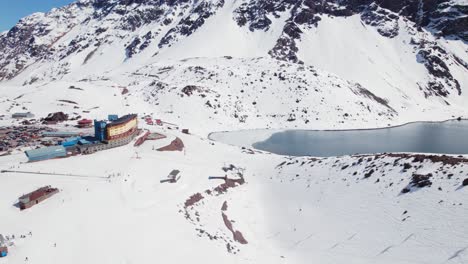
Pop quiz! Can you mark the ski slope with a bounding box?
[1,129,467,264]
[0,0,467,263]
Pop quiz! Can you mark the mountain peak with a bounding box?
[0,0,466,101]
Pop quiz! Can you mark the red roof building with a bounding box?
[18,186,59,210]
[78,119,93,128]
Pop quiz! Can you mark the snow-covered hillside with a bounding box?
[0,1,468,264]
[134,57,398,130]
[1,130,468,264]
[0,55,465,135]
[0,0,466,132]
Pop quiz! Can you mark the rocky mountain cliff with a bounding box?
[1,3,468,263]
[0,0,467,129]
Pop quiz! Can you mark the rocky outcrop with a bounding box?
[344,0,467,41]
[126,31,153,58]
[0,0,465,100]
[158,0,225,48]
[42,112,69,123]
[235,0,466,97]
[414,39,462,97]
[402,173,433,193]
[462,178,468,187]
[268,22,303,63]
[0,4,84,80]
[360,3,400,38]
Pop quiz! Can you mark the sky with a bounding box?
[0,0,75,32]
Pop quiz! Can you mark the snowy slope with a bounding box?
[132,57,397,130]
[0,0,466,93]
[266,154,468,264]
[0,1,467,263]
[1,131,468,264]
[0,0,466,133]
[1,55,466,136]
[298,15,429,101]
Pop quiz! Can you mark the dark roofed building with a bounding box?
[18,186,59,210]
[12,112,34,119]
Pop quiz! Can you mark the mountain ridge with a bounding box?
[0,0,466,132]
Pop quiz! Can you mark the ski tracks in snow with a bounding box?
[446,247,468,263]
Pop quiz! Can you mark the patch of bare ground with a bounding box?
[241,146,266,155]
[277,153,468,195]
[158,137,184,151]
[184,193,204,208]
[213,178,245,195]
[276,157,320,169]
[222,202,248,245]
[68,85,83,90]
[221,201,228,211]
[182,165,246,253]
[57,99,78,105]
[373,153,468,166]
[352,84,396,114]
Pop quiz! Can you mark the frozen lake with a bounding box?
[211,120,468,157]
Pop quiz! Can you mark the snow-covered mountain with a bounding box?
[0,0,467,131]
[1,1,468,264]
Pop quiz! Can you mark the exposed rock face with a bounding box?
[345,0,467,41]
[234,0,294,32]
[158,0,225,48]
[139,57,399,127]
[234,0,467,44]
[360,3,400,38]
[268,22,303,63]
[0,0,466,99]
[234,0,466,98]
[0,0,225,81]
[417,47,461,97]
[0,4,85,80]
[402,173,433,193]
[42,112,69,123]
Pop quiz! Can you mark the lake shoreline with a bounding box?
[209,117,467,138]
[209,118,468,157]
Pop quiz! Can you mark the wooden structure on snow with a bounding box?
[18,186,59,210]
[160,170,181,183]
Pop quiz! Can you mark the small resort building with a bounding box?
[25,146,67,162]
[18,186,59,210]
[12,112,34,119]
